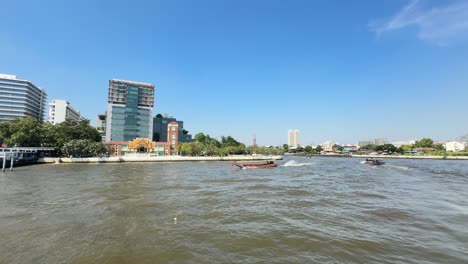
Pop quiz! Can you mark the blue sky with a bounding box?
[1,0,467,146]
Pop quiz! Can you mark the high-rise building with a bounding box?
[153,115,192,143]
[48,99,81,125]
[96,113,107,142]
[105,79,154,141]
[288,129,300,147]
[358,140,373,147]
[0,74,47,122]
[167,121,179,155]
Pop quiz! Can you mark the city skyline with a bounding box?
[1,0,468,145]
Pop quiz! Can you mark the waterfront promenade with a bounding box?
[37,155,283,164]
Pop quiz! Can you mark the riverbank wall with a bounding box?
[37,155,283,164]
[350,155,468,160]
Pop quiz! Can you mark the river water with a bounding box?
[0,157,467,263]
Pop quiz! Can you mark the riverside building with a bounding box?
[104,121,180,156]
[0,74,47,122]
[105,79,154,141]
[288,129,300,147]
[48,99,81,125]
[96,113,107,142]
[153,115,193,143]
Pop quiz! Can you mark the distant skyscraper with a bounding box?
[0,74,47,122]
[358,140,373,147]
[288,129,300,147]
[374,138,388,146]
[105,79,154,141]
[48,99,81,125]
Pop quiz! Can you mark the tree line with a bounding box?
[178,133,284,156]
[0,117,109,157]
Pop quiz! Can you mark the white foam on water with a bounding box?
[281,160,315,167]
[384,164,411,171]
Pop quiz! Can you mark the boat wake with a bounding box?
[281,160,315,167]
[383,164,412,171]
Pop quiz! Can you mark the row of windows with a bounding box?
[0,105,27,110]
[0,94,45,108]
[0,83,44,98]
[0,110,27,115]
[0,101,26,107]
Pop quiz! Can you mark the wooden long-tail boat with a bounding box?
[230,161,278,169]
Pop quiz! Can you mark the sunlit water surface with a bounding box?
[0,157,467,263]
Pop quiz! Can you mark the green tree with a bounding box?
[333,144,344,152]
[315,145,323,153]
[376,144,398,153]
[397,145,414,154]
[304,146,313,154]
[0,121,14,145]
[42,119,101,156]
[414,138,434,148]
[194,133,207,144]
[283,144,289,152]
[434,143,444,151]
[360,144,377,151]
[156,113,163,118]
[62,139,109,158]
[3,117,43,147]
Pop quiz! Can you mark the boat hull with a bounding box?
[241,164,278,169]
[231,161,278,169]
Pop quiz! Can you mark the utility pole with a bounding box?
[253,134,257,155]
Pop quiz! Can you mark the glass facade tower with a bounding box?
[0,74,47,122]
[153,116,192,143]
[105,79,154,141]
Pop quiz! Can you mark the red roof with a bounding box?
[103,141,129,145]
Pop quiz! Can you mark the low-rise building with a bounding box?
[320,141,335,153]
[48,99,81,125]
[443,141,466,152]
[104,121,180,156]
[342,144,358,154]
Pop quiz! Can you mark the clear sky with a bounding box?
[1,0,467,146]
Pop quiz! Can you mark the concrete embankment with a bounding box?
[37,155,283,164]
[350,155,468,160]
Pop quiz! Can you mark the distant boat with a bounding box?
[364,158,385,166]
[230,161,278,169]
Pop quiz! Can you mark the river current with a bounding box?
[0,157,467,263]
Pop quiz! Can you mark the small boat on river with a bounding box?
[230,161,278,169]
[364,158,385,166]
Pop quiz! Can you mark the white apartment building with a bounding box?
[48,99,82,125]
[288,129,300,147]
[392,140,416,147]
[0,73,47,122]
[320,141,336,152]
[443,141,466,152]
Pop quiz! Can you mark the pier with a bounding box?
[0,148,56,171]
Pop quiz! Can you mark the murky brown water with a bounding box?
[0,157,467,263]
